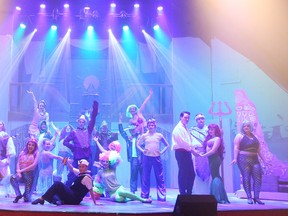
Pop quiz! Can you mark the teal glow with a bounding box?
[20,23,26,29]
[51,25,57,31]
[154,26,170,47]
[121,28,137,63]
[45,27,58,55]
[14,25,26,43]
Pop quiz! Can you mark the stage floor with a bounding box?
[0,188,288,215]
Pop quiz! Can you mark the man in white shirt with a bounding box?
[172,111,199,195]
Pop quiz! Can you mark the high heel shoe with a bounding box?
[254,198,265,205]
[31,198,45,205]
[247,198,253,204]
[13,195,23,203]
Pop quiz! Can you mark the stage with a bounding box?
[0,188,288,216]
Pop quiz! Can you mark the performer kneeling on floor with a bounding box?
[32,158,96,205]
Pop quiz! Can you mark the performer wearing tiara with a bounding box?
[32,159,96,205]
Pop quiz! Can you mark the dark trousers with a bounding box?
[130,157,142,193]
[141,155,166,200]
[175,150,195,195]
[42,181,80,205]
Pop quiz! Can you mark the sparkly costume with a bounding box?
[208,153,230,203]
[237,135,262,200]
[10,151,38,202]
[118,123,142,193]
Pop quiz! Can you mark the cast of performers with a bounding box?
[93,150,152,203]
[126,89,153,134]
[190,113,210,194]
[232,120,266,205]
[27,90,49,138]
[118,113,143,194]
[201,124,230,204]
[0,121,16,197]
[63,100,98,186]
[32,159,96,205]
[136,118,169,201]
[172,111,199,195]
[10,138,39,203]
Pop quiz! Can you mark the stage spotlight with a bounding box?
[40,4,46,9]
[20,23,26,29]
[123,25,129,31]
[157,6,163,12]
[68,28,71,33]
[108,28,112,33]
[64,4,69,9]
[153,24,159,30]
[84,6,90,10]
[110,3,116,8]
[142,29,146,33]
[16,6,21,11]
[34,28,38,32]
[87,25,94,31]
[134,4,140,9]
[51,25,57,31]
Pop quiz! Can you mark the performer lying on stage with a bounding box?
[32,159,96,205]
[93,150,152,203]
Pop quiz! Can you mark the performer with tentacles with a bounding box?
[93,150,152,203]
[232,120,267,205]
[64,100,98,186]
[201,124,230,204]
[190,113,210,194]
[32,159,96,205]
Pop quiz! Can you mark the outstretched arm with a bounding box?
[93,136,107,153]
[138,89,153,113]
[27,90,37,111]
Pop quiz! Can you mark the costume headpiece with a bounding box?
[78,159,89,166]
[195,113,205,120]
[77,115,87,123]
[108,141,121,153]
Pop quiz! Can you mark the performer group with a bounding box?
[0,89,267,206]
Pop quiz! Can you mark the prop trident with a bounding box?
[208,101,232,183]
[208,101,232,128]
